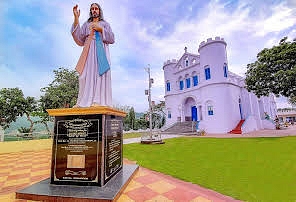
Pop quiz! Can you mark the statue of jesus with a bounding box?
[71,3,114,108]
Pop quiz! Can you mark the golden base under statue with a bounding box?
[47,106,126,117]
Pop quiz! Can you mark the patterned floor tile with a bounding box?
[7,173,30,181]
[30,174,49,183]
[0,193,15,201]
[146,180,176,194]
[133,173,162,185]
[0,168,11,173]
[191,196,213,202]
[163,187,200,202]
[0,176,8,182]
[0,183,30,195]
[9,169,31,176]
[133,168,149,178]
[4,178,30,187]
[11,166,32,171]
[126,186,159,201]
[32,162,50,169]
[0,172,9,178]
[116,193,136,202]
[145,194,174,202]
[123,179,144,192]
[30,170,50,177]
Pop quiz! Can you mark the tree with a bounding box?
[31,109,53,137]
[136,115,148,130]
[245,37,296,100]
[151,101,166,129]
[288,95,296,107]
[128,107,136,130]
[22,96,38,134]
[18,127,34,139]
[0,88,26,129]
[40,67,79,110]
[38,67,79,135]
[0,88,37,132]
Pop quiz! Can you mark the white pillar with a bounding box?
[180,104,184,122]
[0,126,4,142]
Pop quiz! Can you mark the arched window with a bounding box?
[166,80,171,92]
[206,101,214,115]
[185,57,189,67]
[223,63,228,77]
[205,66,211,80]
[208,106,214,115]
[192,71,198,87]
[185,74,190,88]
[179,76,184,90]
[168,110,172,119]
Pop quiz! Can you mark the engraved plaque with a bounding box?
[104,117,123,181]
[53,118,100,184]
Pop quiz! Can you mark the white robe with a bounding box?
[71,20,115,107]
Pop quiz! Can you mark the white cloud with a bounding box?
[253,3,296,37]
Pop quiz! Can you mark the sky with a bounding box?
[0,0,295,112]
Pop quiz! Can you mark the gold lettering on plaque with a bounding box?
[67,155,85,168]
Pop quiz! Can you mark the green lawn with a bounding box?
[123,137,296,202]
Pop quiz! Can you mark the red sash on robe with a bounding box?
[75,31,95,75]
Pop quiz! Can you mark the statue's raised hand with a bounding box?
[73,4,80,19]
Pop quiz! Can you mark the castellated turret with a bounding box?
[198,37,228,83]
[163,59,177,69]
[163,59,177,93]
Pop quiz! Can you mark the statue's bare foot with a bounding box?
[72,104,80,108]
[91,103,100,107]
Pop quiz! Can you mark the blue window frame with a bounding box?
[205,67,211,80]
[166,82,171,91]
[179,80,184,90]
[186,78,190,88]
[208,106,214,115]
[193,75,198,86]
[224,64,228,77]
[168,111,171,118]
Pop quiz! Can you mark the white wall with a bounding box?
[241,115,259,133]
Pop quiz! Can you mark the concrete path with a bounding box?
[159,125,296,138]
[123,134,183,144]
[197,125,296,138]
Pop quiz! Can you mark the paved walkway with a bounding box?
[0,149,240,202]
[123,134,182,144]
[194,125,296,138]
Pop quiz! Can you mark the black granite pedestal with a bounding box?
[16,106,138,202]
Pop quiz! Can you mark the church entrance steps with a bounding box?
[162,121,197,134]
[229,120,245,134]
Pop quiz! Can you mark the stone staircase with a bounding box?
[162,121,197,135]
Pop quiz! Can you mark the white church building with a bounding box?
[163,37,277,134]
